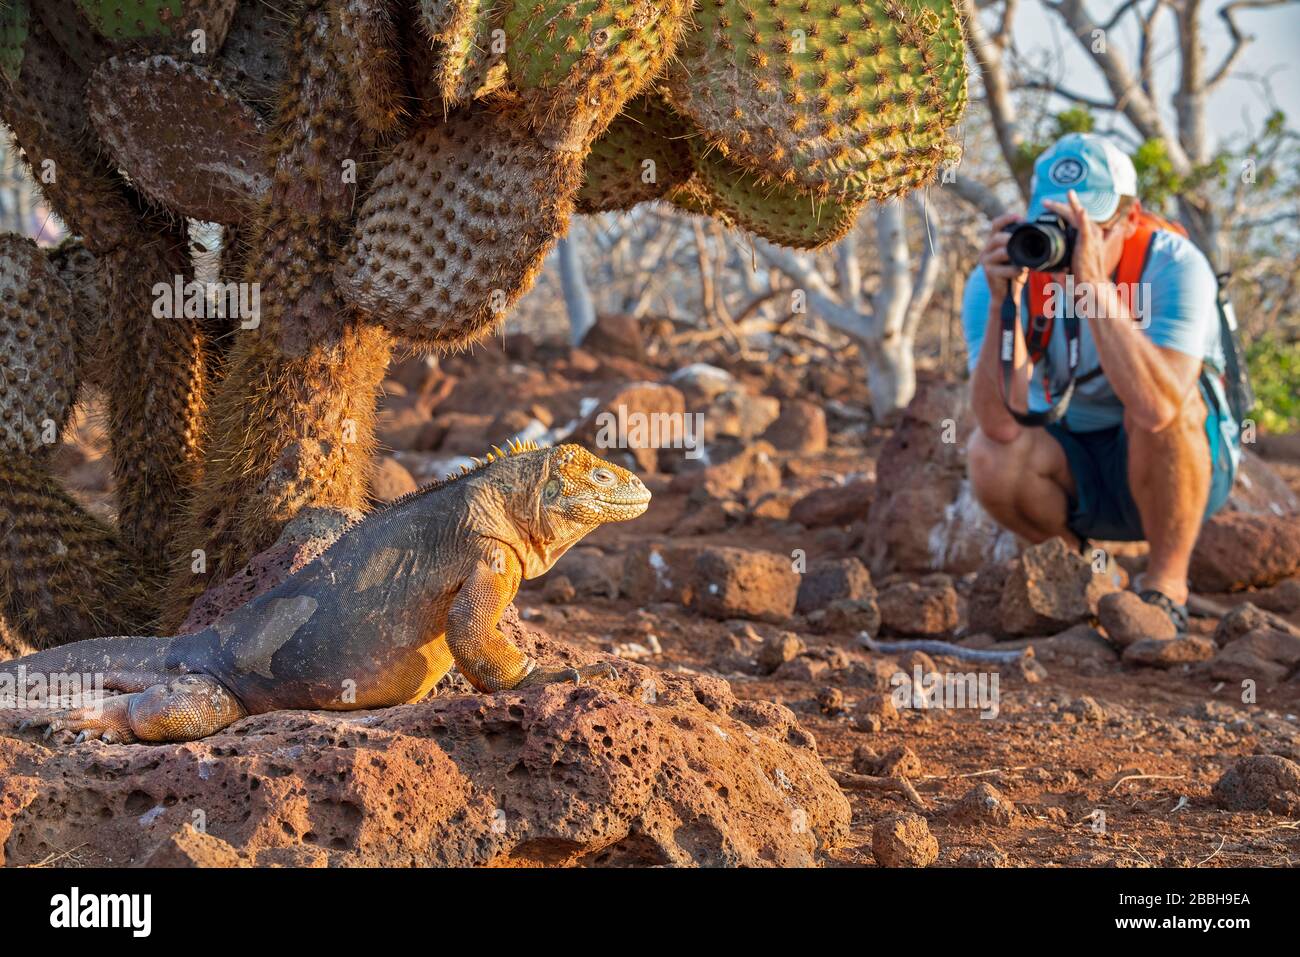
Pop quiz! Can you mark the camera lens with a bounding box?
[1007,220,1068,271]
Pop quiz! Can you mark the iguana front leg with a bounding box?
[13,676,247,744]
[446,546,617,692]
[446,548,535,692]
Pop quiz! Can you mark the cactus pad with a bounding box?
[0,236,78,455]
[503,0,691,150]
[46,240,112,389]
[419,0,508,108]
[664,176,718,218]
[87,55,271,223]
[576,94,693,214]
[74,0,237,52]
[0,0,29,87]
[664,0,967,200]
[0,455,160,648]
[214,0,287,113]
[335,0,410,138]
[692,144,865,248]
[338,100,583,349]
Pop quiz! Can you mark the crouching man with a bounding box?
[963,133,1241,631]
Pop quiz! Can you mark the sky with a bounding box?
[1007,0,1300,147]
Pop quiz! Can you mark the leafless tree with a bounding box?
[959,0,1300,268]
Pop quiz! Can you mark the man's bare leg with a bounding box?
[968,426,1079,547]
[1125,390,1212,605]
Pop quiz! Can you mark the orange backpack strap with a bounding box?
[1115,203,1186,290]
[1116,217,1157,290]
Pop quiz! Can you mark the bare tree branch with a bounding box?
[905,194,943,335]
[1208,0,1298,92]
[941,174,1008,219]
[958,0,1031,196]
[1042,0,1193,174]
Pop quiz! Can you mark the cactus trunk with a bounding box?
[165,0,393,626]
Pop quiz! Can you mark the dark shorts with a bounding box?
[1046,373,1238,542]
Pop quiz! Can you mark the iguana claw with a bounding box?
[514,662,619,689]
[17,696,138,746]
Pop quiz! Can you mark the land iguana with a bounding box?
[0,442,650,744]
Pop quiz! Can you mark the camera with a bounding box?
[1007,214,1077,271]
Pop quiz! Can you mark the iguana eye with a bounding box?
[543,478,562,501]
[591,467,616,486]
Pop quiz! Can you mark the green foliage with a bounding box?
[1052,107,1094,137]
[1132,138,1182,212]
[1246,333,1300,433]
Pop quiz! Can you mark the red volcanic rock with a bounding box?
[691,547,800,623]
[0,629,850,868]
[789,479,874,528]
[1190,513,1300,592]
[862,382,1017,575]
[1212,755,1300,814]
[998,539,1120,636]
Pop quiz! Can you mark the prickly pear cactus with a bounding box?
[0,236,158,647]
[338,98,585,347]
[45,240,112,389]
[1,5,211,592]
[87,55,271,223]
[419,0,508,108]
[0,237,77,454]
[504,0,691,150]
[334,0,410,138]
[576,94,693,214]
[0,0,970,647]
[165,0,394,625]
[691,146,865,249]
[0,1,28,86]
[214,0,288,113]
[664,0,967,200]
[75,0,238,51]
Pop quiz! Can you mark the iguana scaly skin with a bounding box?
[0,442,650,744]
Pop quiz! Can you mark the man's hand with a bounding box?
[979,211,1029,303]
[1042,190,1109,289]
[1043,190,1201,432]
[970,210,1032,445]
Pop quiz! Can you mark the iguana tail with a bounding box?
[0,635,176,698]
[0,635,248,744]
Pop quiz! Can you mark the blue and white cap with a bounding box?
[1027,133,1138,224]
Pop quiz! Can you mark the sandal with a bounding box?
[1137,589,1189,635]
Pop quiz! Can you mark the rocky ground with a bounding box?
[12,316,1300,867]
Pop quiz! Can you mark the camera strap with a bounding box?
[999,289,1080,427]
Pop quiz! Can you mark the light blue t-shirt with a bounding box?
[962,230,1226,433]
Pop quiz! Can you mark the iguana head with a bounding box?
[473,441,651,578]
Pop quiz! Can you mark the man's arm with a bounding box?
[1046,193,1203,431]
[969,212,1031,444]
